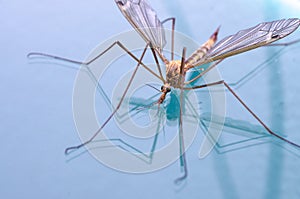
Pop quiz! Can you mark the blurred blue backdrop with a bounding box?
[1,0,300,198]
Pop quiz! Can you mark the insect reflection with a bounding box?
[28,0,300,183]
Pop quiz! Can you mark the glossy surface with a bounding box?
[1,0,300,198]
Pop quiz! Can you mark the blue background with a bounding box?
[1,0,300,198]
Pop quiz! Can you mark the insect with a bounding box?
[28,0,300,183]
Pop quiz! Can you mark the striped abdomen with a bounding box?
[185,27,219,69]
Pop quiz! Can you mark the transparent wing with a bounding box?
[115,0,166,52]
[193,18,300,66]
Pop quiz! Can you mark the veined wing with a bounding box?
[115,0,166,52]
[192,18,300,66]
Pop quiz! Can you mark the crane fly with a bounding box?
[27,0,300,183]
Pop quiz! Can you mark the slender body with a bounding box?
[159,28,219,103]
[27,0,300,183]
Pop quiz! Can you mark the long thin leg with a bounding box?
[93,108,164,164]
[65,43,150,154]
[28,41,163,82]
[184,80,300,149]
[162,17,176,61]
[149,44,166,84]
[174,47,188,184]
[174,86,188,184]
[146,17,176,84]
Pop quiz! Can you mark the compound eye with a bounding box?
[166,87,171,92]
[161,86,164,91]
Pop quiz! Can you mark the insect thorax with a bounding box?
[166,60,186,88]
